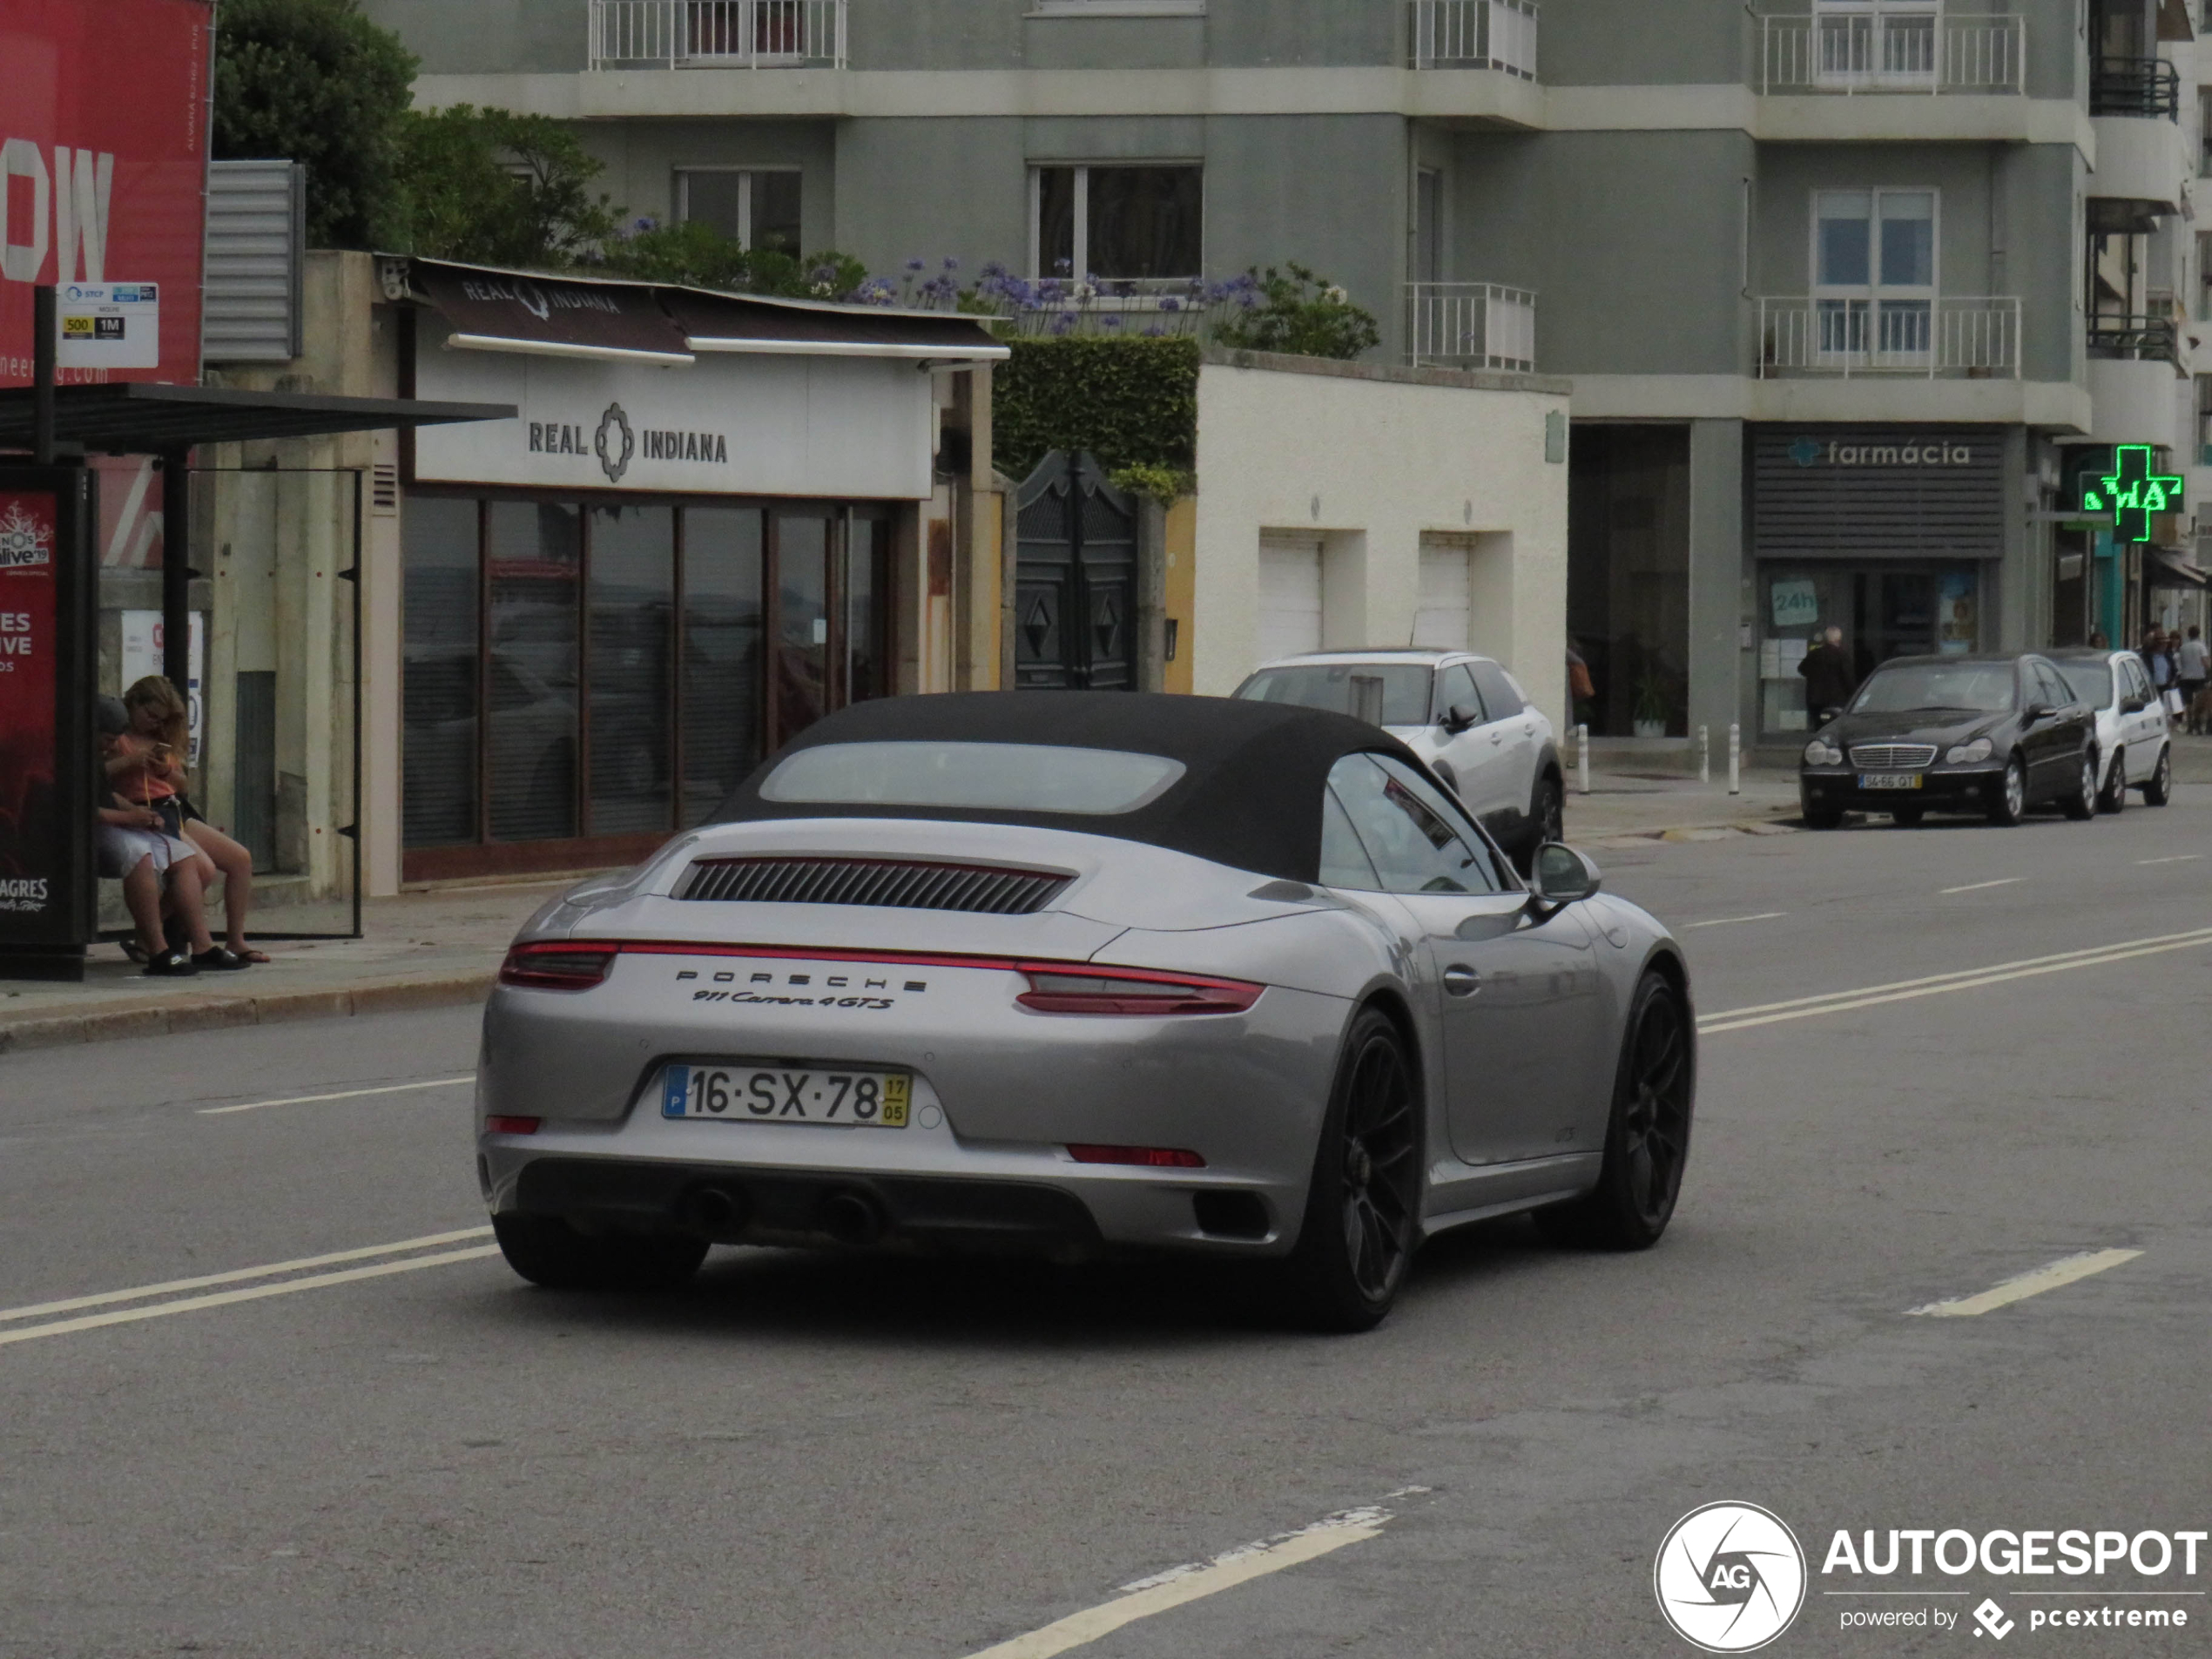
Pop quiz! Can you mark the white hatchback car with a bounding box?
[1234,650,1563,867]
[2049,649,2173,813]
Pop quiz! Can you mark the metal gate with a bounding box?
[1015,452,1136,691]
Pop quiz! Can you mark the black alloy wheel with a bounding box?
[1535,775,1566,848]
[2099,749,2128,814]
[1891,806,1925,827]
[1535,972,1694,1251]
[493,1213,709,1291]
[2143,745,2173,806]
[1986,754,2027,826]
[1281,1008,1422,1332]
[2060,751,2098,821]
[1803,794,1843,830]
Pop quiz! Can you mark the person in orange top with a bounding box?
[116,676,267,967]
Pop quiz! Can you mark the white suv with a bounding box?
[2050,649,2173,812]
[1234,650,1563,867]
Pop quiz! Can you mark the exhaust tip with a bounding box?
[815,1190,884,1247]
[678,1184,751,1242]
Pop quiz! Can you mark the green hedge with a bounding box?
[992,337,1200,484]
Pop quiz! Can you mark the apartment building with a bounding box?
[367,0,2208,751]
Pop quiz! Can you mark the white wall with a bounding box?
[1190,356,1571,732]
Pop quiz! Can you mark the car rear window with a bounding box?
[759,741,1187,815]
[1851,661,2016,715]
[1236,664,1434,728]
[2054,661,2114,709]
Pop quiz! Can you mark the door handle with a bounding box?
[1442,964,1482,997]
[1488,731,1505,745]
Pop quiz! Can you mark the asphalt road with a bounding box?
[3,785,2209,1658]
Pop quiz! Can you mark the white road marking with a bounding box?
[0,1247,502,1349]
[197,1076,474,1116]
[1685,912,1788,929]
[0,1228,495,1324]
[2138,855,2205,866]
[1939,878,2023,895]
[1697,927,2212,1035]
[962,1495,1416,1659]
[1906,1249,2143,1318]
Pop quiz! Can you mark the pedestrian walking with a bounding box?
[2175,626,2209,732]
[1798,624,1858,725]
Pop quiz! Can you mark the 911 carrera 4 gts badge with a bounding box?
[675,968,925,1010]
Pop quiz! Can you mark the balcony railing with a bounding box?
[1757,295,2020,378]
[2088,313,2184,371]
[1408,0,1539,78]
[589,0,846,70]
[2090,55,2182,120]
[1406,283,1537,372]
[1760,11,2023,95]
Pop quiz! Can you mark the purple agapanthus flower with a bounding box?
[1159,296,1182,314]
[904,257,927,273]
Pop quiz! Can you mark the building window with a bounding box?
[1812,188,1936,365]
[1031,165,1203,280]
[678,169,802,255]
[1567,426,1691,739]
[1811,0,1939,87]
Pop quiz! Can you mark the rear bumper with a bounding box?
[1800,766,2005,812]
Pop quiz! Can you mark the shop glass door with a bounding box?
[1758,564,1979,733]
[771,514,831,752]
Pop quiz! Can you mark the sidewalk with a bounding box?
[0,762,1805,1056]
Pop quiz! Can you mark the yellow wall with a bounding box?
[1164,495,1197,696]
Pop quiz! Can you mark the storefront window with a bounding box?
[1567,426,1691,737]
[588,504,675,836]
[401,498,482,848]
[485,502,582,843]
[845,514,892,706]
[774,514,831,752]
[1758,564,1979,732]
[683,507,765,826]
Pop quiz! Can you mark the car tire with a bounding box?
[1534,971,1694,1251]
[492,1213,709,1292]
[2099,749,2128,814]
[1278,1007,1422,1333]
[1533,774,1565,850]
[1890,807,1925,827]
[1986,754,2027,826]
[1804,800,1843,830]
[2060,751,2097,821]
[2143,745,2173,806]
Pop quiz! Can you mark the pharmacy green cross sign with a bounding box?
[2080,444,2184,543]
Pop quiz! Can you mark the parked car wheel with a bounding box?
[1532,774,1565,851]
[1278,1008,1421,1332]
[492,1213,709,1291]
[2142,745,2173,806]
[1891,806,1925,827]
[1534,971,1693,1251]
[1986,754,2027,826]
[2060,751,2097,821]
[2098,748,2128,814]
[1803,795,1843,830]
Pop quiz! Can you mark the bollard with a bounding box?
[1698,725,1710,786]
[1577,725,1590,795]
[1728,722,1741,796]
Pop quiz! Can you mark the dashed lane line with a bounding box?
[962,1495,1418,1659]
[0,1228,495,1325]
[1684,913,1788,929]
[0,1246,502,1348]
[1939,877,2024,895]
[1696,927,2212,1035]
[197,1076,475,1116]
[2138,855,2205,866]
[1906,1250,2144,1318]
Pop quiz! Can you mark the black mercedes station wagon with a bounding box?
[1798,654,2099,829]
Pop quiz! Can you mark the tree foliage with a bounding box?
[592,222,872,300]
[212,0,417,248]
[395,105,620,266]
[992,338,1201,483]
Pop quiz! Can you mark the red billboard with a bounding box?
[0,490,60,923]
[0,0,214,390]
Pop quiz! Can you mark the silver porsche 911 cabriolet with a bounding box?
[477,692,1695,1330]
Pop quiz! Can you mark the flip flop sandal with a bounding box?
[234,948,273,965]
[192,947,252,971]
[122,940,150,965]
[144,948,199,978]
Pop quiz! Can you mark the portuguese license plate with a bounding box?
[661,1064,910,1128]
[1858,772,1924,791]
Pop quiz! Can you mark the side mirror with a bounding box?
[2022,703,2052,724]
[1529,843,1602,906]
[1443,701,1480,734]
[2121,696,2147,714]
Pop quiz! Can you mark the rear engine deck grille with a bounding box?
[678,857,1070,915]
[1849,744,1938,771]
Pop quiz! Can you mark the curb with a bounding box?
[0,969,499,1056]
[1584,817,1804,848]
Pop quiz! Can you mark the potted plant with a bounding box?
[1632,677,1670,739]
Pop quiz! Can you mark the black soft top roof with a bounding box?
[713,691,1424,882]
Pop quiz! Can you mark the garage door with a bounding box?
[1257,534,1324,663]
[1415,538,1472,651]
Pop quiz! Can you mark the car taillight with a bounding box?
[1015,966,1263,1015]
[485,1115,542,1136]
[498,943,617,991]
[1068,1144,1206,1168]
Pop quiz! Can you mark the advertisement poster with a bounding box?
[0,0,215,389]
[0,491,60,922]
